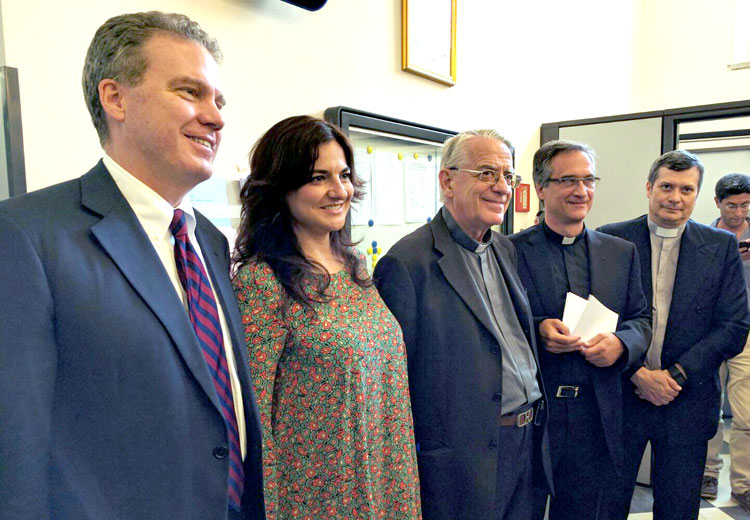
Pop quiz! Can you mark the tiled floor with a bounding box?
[628,419,750,519]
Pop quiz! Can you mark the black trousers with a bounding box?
[493,417,538,519]
[536,388,621,520]
[619,395,708,520]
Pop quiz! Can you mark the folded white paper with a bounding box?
[562,293,619,342]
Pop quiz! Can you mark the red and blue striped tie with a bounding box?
[170,209,244,511]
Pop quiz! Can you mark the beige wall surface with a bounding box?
[0,0,747,230]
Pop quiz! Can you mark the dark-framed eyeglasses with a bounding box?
[546,176,600,189]
[447,167,523,189]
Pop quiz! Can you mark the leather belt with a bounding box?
[499,401,535,428]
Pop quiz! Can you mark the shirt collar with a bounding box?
[542,221,587,246]
[441,206,492,253]
[103,153,197,240]
[647,215,686,239]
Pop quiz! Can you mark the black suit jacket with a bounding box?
[509,225,651,475]
[373,210,552,520]
[0,162,265,520]
[599,215,750,441]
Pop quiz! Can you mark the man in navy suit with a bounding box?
[599,150,750,519]
[510,141,650,520]
[374,130,552,520]
[0,12,264,520]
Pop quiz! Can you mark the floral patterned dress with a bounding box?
[233,259,421,520]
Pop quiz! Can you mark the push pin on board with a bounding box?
[427,217,432,223]
[367,146,373,154]
[368,219,374,227]
[413,152,419,159]
[397,153,404,160]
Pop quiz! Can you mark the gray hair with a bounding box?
[441,129,514,170]
[647,150,704,189]
[532,140,596,188]
[439,129,514,203]
[82,11,222,145]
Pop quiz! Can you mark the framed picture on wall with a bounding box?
[515,183,530,212]
[401,0,457,86]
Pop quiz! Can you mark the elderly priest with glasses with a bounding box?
[374,129,552,520]
[509,140,651,520]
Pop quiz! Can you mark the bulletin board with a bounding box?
[325,107,458,272]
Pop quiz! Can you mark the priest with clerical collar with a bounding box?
[599,150,750,519]
[510,140,651,520]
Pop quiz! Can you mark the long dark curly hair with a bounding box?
[232,115,370,307]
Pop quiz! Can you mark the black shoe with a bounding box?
[732,490,750,513]
[701,476,718,500]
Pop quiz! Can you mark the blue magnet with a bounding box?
[427,155,433,162]
[368,219,374,227]
[427,217,432,223]
[371,240,378,248]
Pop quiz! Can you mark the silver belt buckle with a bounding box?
[555,385,579,398]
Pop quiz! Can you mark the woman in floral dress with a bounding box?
[232,115,421,520]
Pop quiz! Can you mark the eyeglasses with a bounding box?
[447,167,523,189]
[546,176,600,189]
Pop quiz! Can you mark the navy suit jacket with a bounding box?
[373,210,552,520]
[599,215,750,441]
[0,162,265,520]
[509,225,651,475]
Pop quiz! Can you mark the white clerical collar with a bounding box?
[561,236,576,245]
[647,216,685,239]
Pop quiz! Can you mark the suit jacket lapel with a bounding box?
[518,226,562,318]
[631,216,653,304]
[588,230,621,313]
[431,212,502,343]
[667,221,713,334]
[81,163,222,413]
[492,239,532,327]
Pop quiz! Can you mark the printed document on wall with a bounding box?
[404,157,436,222]
[372,151,404,225]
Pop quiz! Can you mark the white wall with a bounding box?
[5,0,745,231]
[0,0,641,233]
[632,0,750,112]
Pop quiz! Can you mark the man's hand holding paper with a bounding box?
[539,319,585,353]
[557,292,623,366]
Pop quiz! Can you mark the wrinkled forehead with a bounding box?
[464,137,513,168]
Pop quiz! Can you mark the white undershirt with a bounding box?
[103,154,246,459]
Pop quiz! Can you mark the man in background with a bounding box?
[374,130,552,519]
[0,12,264,520]
[599,151,750,519]
[510,140,650,519]
[700,173,750,512]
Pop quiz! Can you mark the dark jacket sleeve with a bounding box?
[0,211,56,520]
[677,236,750,381]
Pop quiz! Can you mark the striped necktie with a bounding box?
[170,209,244,511]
